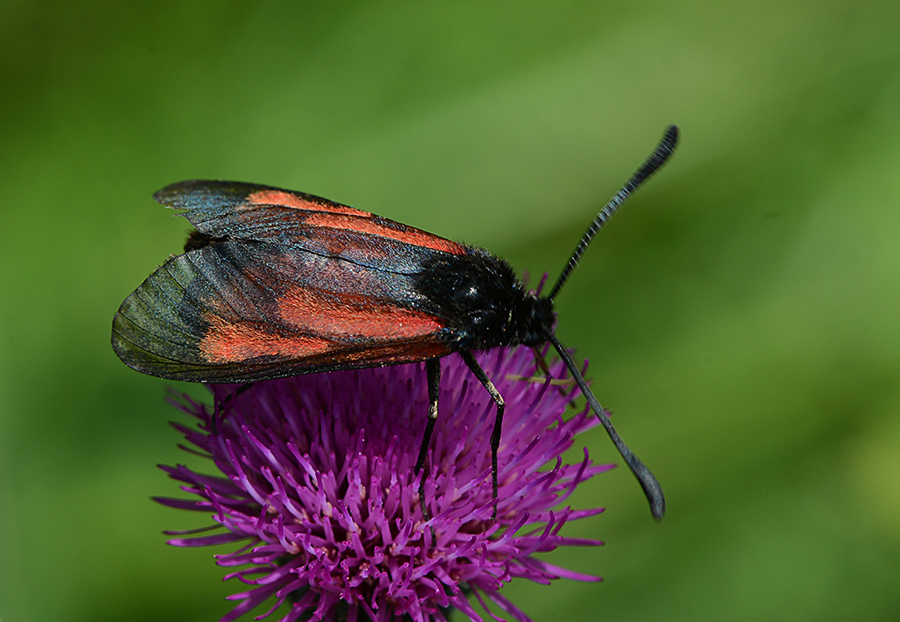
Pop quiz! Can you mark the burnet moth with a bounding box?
[112,125,678,520]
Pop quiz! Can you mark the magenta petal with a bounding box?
[159,345,612,621]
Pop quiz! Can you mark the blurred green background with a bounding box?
[2,1,899,621]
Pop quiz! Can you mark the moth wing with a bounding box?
[111,239,452,382]
[154,180,467,267]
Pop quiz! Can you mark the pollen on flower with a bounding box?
[156,345,613,622]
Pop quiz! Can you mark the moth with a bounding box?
[112,126,679,520]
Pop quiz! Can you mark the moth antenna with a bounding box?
[547,125,679,302]
[548,333,665,520]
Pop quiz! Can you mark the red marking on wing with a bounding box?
[246,190,369,217]
[277,287,444,339]
[304,212,466,255]
[246,189,465,255]
[199,315,333,364]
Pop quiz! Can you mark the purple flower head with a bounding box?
[157,345,612,622]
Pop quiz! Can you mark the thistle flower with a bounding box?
[157,345,612,622]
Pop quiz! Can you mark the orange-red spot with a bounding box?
[304,212,466,255]
[199,315,333,363]
[277,288,443,340]
[246,190,369,217]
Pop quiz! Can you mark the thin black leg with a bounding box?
[532,346,551,376]
[211,381,255,434]
[459,350,505,518]
[416,359,441,522]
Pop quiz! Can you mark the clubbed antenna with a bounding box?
[548,333,665,520]
[547,125,679,302]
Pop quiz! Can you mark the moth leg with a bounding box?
[415,359,441,524]
[536,347,578,393]
[504,348,576,391]
[460,350,504,519]
[211,381,255,433]
[533,346,552,377]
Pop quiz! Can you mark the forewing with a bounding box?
[154,180,467,269]
[111,239,452,382]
